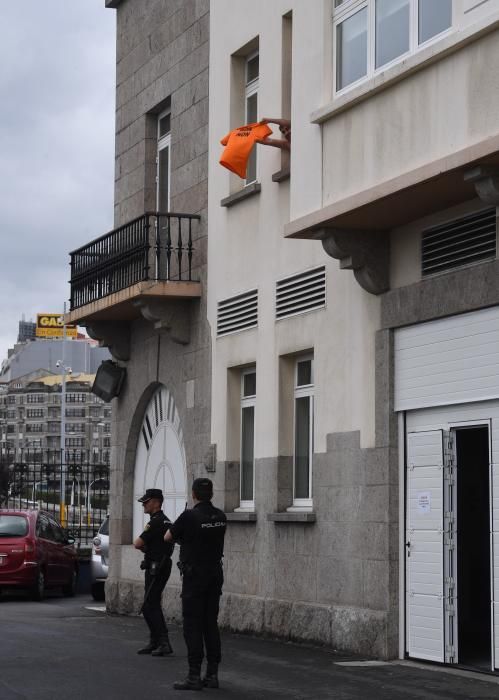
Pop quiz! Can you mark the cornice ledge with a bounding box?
[316,227,390,295]
[85,321,130,362]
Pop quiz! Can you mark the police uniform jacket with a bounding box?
[139,510,174,563]
[169,501,226,569]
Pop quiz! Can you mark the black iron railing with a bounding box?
[0,449,110,546]
[69,211,200,310]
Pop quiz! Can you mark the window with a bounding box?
[245,52,259,184]
[66,393,86,403]
[66,407,85,418]
[66,437,85,448]
[27,409,44,418]
[239,369,256,509]
[66,423,86,433]
[334,0,453,92]
[292,357,314,508]
[26,394,45,404]
[26,424,43,433]
[157,101,171,212]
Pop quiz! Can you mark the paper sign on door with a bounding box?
[417,491,431,514]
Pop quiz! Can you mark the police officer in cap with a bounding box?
[164,478,227,691]
[133,488,174,656]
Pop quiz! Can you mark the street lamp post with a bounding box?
[57,303,72,527]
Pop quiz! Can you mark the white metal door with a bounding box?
[493,451,499,669]
[406,430,448,662]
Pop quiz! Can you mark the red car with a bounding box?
[0,509,78,601]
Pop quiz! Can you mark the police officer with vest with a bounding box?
[133,488,174,656]
[164,478,227,691]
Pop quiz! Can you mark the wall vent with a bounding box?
[422,208,497,277]
[275,266,326,320]
[217,289,258,336]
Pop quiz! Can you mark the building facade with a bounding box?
[208,0,499,669]
[0,337,110,382]
[66,0,499,671]
[66,0,211,617]
[0,372,111,461]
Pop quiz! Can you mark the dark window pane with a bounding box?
[294,396,310,499]
[336,8,368,90]
[243,371,256,397]
[376,0,410,68]
[158,146,169,212]
[246,93,258,181]
[297,360,312,387]
[159,113,171,138]
[246,54,259,84]
[241,406,255,501]
[419,0,452,44]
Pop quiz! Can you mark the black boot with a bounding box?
[203,663,219,688]
[151,636,173,656]
[137,640,158,654]
[173,667,203,691]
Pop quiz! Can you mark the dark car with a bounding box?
[0,509,78,601]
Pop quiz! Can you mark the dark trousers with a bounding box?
[142,559,172,643]
[181,565,223,669]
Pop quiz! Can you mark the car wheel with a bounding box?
[31,570,45,602]
[91,582,105,602]
[62,569,77,597]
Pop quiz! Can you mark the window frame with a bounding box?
[291,356,314,509]
[156,105,171,212]
[238,367,256,511]
[333,0,454,95]
[244,50,260,186]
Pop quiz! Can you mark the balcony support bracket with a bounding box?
[133,299,191,345]
[464,165,499,205]
[316,227,390,295]
[85,322,130,362]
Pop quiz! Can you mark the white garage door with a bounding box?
[406,429,456,663]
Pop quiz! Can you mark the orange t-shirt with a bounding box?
[219,122,272,179]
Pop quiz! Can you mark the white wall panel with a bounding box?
[395,307,499,411]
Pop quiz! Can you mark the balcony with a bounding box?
[66,211,202,325]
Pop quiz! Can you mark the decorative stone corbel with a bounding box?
[464,165,499,206]
[315,227,390,295]
[85,321,130,362]
[133,299,191,345]
[204,444,217,473]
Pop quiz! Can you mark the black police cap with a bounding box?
[137,488,164,503]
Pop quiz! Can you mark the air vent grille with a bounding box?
[217,289,258,336]
[276,266,326,320]
[422,208,497,277]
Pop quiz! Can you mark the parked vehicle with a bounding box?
[90,516,109,601]
[0,509,78,601]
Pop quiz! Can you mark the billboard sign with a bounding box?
[36,314,78,338]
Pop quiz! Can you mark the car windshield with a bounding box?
[99,517,109,536]
[0,515,28,537]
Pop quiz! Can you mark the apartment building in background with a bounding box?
[64,0,499,671]
[0,372,111,462]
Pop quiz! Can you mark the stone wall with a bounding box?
[106,0,211,607]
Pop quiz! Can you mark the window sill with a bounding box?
[312,12,499,124]
[267,512,316,523]
[272,166,290,183]
[220,182,261,208]
[226,512,257,522]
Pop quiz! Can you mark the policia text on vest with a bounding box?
[133,488,174,657]
[165,478,227,691]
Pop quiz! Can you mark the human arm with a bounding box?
[133,535,146,550]
[258,118,291,149]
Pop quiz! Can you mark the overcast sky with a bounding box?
[0,1,116,360]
